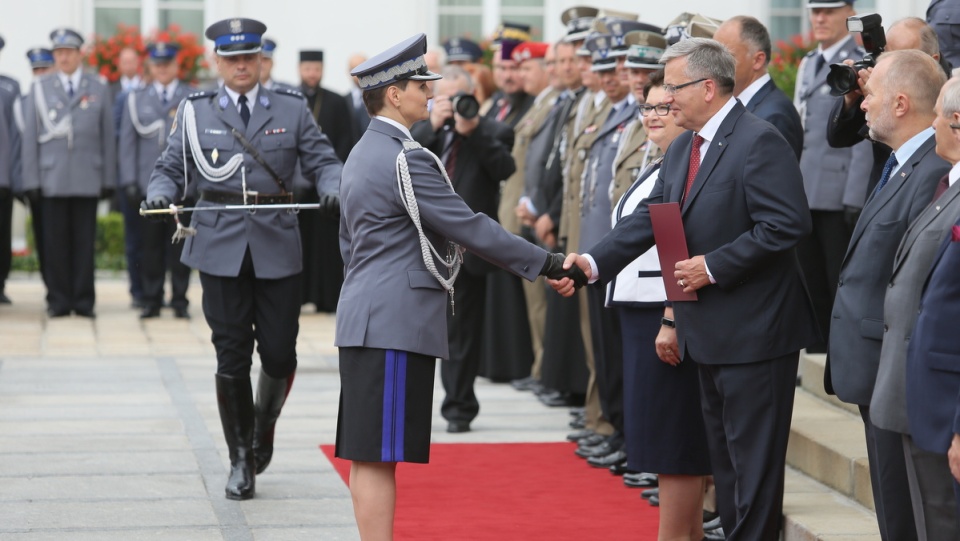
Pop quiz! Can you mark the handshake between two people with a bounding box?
[540,253,592,296]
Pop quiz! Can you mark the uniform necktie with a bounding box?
[682,134,705,205]
[161,88,168,106]
[814,53,826,74]
[873,152,898,196]
[238,94,250,127]
[933,173,950,202]
[67,80,74,98]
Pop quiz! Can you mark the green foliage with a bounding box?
[12,211,128,272]
[769,33,817,101]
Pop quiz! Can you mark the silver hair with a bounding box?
[881,49,946,112]
[659,37,735,94]
[941,77,960,117]
[440,64,475,93]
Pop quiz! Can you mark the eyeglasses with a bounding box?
[663,78,707,95]
[639,104,671,116]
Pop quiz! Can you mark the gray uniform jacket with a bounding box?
[335,118,549,360]
[871,178,960,432]
[119,83,192,193]
[795,38,873,210]
[827,134,948,405]
[146,85,342,280]
[0,75,20,191]
[21,72,116,196]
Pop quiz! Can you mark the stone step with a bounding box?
[783,467,881,540]
[799,351,860,415]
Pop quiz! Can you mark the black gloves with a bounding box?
[140,196,172,221]
[319,194,340,217]
[539,252,589,289]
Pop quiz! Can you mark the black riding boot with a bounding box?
[253,370,295,474]
[215,374,256,500]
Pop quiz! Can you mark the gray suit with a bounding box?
[20,71,116,315]
[336,118,548,361]
[828,132,947,541]
[147,85,341,279]
[119,83,191,193]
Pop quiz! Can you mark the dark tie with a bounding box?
[238,94,250,127]
[873,152,899,196]
[682,134,705,204]
[444,135,461,179]
[67,80,74,98]
[161,88,168,106]
[814,53,826,74]
[933,174,950,202]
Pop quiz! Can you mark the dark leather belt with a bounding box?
[200,190,293,205]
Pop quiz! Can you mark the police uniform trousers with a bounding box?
[796,210,852,351]
[480,269,533,381]
[42,197,98,314]
[28,198,47,286]
[540,284,588,394]
[199,248,300,379]
[440,269,486,424]
[0,192,12,296]
[141,215,191,311]
[336,347,436,464]
[118,192,144,304]
[586,282,625,435]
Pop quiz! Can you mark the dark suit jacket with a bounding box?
[344,88,370,145]
[827,94,892,195]
[827,133,949,405]
[745,79,803,160]
[411,117,516,275]
[484,90,536,129]
[304,85,354,163]
[906,215,960,453]
[588,101,818,364]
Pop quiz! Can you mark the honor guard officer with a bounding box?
[142,17,342,501]
[0,34,20,305]
[26,48,55,77]
[119,42,194,320]
[443,38,483,64]
[21,27,117,318]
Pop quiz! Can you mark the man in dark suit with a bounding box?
[411,65,516,433]
[877,77,960,541]
[344,53,370,144]
[714,16,802,159]
[298,49,352,312]
[552,38,818,540]
[827,50,949,541]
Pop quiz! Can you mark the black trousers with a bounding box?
[0,192,11,293]
[28,197,47,286]
[118,192,144,303]
[141,217,190,310]
[540,284,588,394]
[441,270,486,424]
[199,249,301,379]
[698,353,799,541]
[586,283,624,433]
[42,197,97,314]
[796,210,852,350]
[859,405,919,541]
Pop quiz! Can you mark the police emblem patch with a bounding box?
[230,19,242,34]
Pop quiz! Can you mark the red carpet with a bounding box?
[321,442,659,540]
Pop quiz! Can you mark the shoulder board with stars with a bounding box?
[275,88,306,100]
[187,90,217,101]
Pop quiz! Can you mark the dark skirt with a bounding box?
[618,307,711,475]
[336,347,437,463]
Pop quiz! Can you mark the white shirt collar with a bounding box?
[120,75,141,90]
[375,115,413,139]
[738,73,771,107]
[948,161,960,187]
[58,69,82,93]
[224,84,260,113]
[696,96,737,147]
[819,35,853,63]
[891,127,935,177]
[152,80,179,98]
[594,90,606,108]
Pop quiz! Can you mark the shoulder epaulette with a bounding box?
[804,50,817,58]
[187,90,216,100]
[275,87,305,99]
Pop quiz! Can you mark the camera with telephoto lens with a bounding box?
[445,92,480,126]
[826,13,886,97]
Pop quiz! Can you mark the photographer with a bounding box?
[410,65,516,433]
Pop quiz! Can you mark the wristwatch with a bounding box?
[660,317,675,328]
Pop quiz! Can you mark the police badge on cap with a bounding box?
[351,33,442,91]
[49,28,84,50]
[205,17,267,56]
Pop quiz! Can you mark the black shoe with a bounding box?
[173,307,190,319]
[641,487,659,500]
[46,307,70,318]
[576,433,606,447]
[566,429,594,442]
[624,472,658,488]
[74,309,95,318]
[510,376,538,391]
[0,292,11,304]
[574,439,621,459]
[139,306,161,319]
[215,374,256,500]
[648,494,659,506]
[569,407,585,417]
[253,371,295,475]
[540,391,580,407]
[130,298,144,309]
[703,515,722,532]
[703,526,725,540]
[568,417,586,429]
[609,462,631,476]
[446,420,470,433]
[587,449,627,468]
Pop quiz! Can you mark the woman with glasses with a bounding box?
[608,69,711,541]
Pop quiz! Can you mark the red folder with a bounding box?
[649,203,698,301]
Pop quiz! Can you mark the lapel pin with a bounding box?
[211,148,219,164]
[219,96,229,110]
[259,95,269,108]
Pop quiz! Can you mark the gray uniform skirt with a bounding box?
[335,347,437,463]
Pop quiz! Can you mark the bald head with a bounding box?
[861,49,946,147]
[887,17,941,60]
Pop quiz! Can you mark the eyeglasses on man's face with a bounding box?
[639,103,671,116]
[663,78,707,95]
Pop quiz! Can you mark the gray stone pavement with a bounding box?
[0,275,573,540]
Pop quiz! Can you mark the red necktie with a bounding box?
[682,134,704,204]
[933,174,950,202]
[495,98,510,122]
[445,136,461,178]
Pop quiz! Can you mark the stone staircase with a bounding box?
[781,352,881,540]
